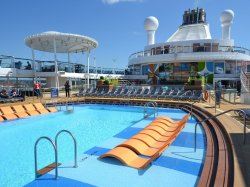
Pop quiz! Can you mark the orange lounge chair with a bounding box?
[100,136,174,169]
[46,107,57,112]
[149,118,188,131]
[117,139,163,157]
[99,147,156,169]
[0,106,18,120]
[149,122,179,131]
[132,133,166,149]
[139,129,169,142]
[12,105,29,118]
[156,116,180,123]
[100,114,189,169]
[145,126,171,136]
[32,103,49,114]
[155,113,190,124]
[33,103,57,113]
[23,104,40,116]
[148,114,190,132]
[140,128,183,142]
[146,120,187,136]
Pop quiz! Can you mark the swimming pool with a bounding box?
[0,104,144,187]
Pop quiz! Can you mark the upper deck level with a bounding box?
[128,42,250,66]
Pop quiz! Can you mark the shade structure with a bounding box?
[25,31,98,53]
[24,31,98,91]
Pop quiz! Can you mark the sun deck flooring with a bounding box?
[25,108,206,187]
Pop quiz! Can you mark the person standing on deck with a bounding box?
[33,81,41,98]
[64,80,71,97]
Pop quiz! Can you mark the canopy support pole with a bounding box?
[53,38,59,92]
[31,48,37,81]
[87,50,90,89]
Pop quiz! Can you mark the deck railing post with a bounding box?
[194,109,247,151]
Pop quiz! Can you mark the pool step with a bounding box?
[37,162,61,177]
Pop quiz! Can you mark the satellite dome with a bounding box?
[144,16,159,31]
[220,10,234,24]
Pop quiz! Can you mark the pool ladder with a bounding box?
[45,98,75,112]
[144,101,158,118]
[34,130,77,180]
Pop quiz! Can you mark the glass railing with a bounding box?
[0,55,126,75]
[129,45,250,60]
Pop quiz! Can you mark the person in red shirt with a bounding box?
[33,81,41,98]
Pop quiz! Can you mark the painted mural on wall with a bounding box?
[148,64,159,84]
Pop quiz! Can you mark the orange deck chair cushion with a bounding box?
[99,147,155,169]
[33,103,57,113]
[12,105,29,118]
[23,104,40,116]
[0,106,18,120]
[32,103,49,114]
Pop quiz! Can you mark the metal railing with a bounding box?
[241,70,250,92]
[34,130,77,180]
[55,130,78,168]
[194,109,247,152]
[65,98,75,112]
[144,101,157,118]
[129,45,250,60]
[34,136,58,179]
[179,101,197,120]
[0,54,126,75]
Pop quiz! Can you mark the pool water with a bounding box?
[0,104,144,187]
[25,106,206,187]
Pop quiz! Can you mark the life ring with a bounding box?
[204,91,209,100]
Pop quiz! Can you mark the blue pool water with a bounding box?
[0,104,144,187]
[25,106,206,187]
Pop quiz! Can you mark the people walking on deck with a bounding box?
[33,81,41,98]
[64,80,71,97]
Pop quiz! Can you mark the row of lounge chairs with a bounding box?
[235,108,250,120]
[0,103,57,122]
[76,87,203,101]
[0,96,24,103]
[0,89,24,103]
[99,113,190,169]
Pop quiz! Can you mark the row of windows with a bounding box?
[140,61,243,75]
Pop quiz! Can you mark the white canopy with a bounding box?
[167,24,212,42]
[25,31,98,53]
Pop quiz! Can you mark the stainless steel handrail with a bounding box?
[179,102,196,120]
[55,130,78,168]
[34,136,58,179]
[194,109,247,152]
[143,101,157,118]
[151,101,158,115]
[45,99,58,109]
[65,98,74,111]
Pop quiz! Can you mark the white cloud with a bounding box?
[102,0,143,5]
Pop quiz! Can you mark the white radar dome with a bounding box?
[144,16,159,31]
[220,9,234,24]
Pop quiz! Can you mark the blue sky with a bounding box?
[1,0,250,68]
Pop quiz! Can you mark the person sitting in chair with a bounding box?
[0,89,9,98]
[11,89,17,97]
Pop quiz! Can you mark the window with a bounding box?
[247,65,250,72]
[214,62,225,74]
[142,65,148,75]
